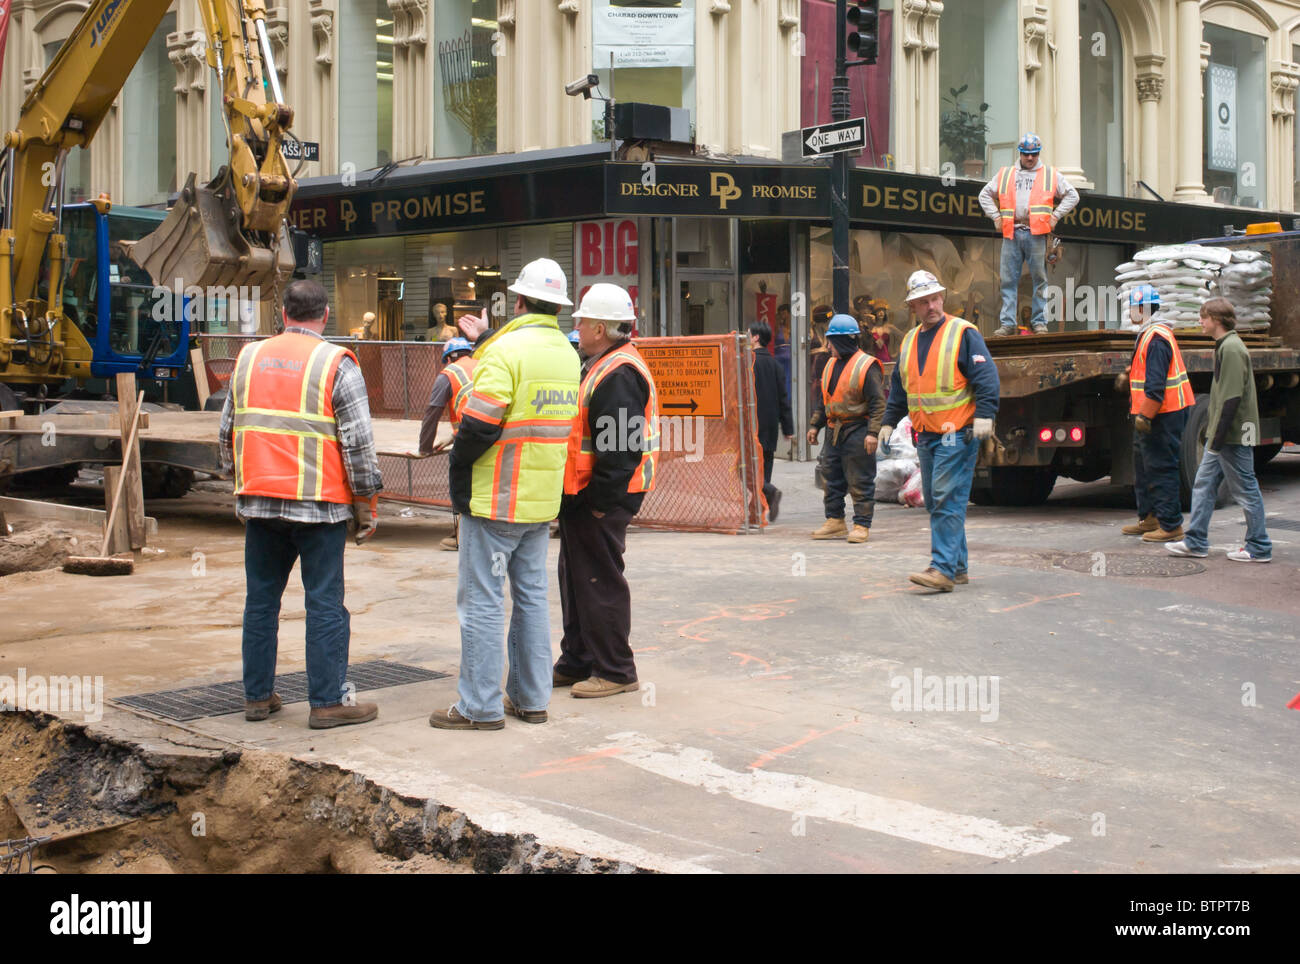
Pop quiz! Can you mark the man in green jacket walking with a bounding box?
[1167,298,1272,563]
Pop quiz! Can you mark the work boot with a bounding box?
[811,517,848,540]
[428,705,504,730]
[908,567,955,592]
[309,701,378,729]
[846,524,870,544]
[996,325,1017,337]
[503,694,548,724]
[571,677,640,699]
[1121,514,1158,535]
[553,669,587,687]
[244,692,282,722]
[953,572,970,585]
[767,489,782,523]
[440,534,458,551]
[1142,525,1184,543]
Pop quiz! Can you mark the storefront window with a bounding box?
[328,237,404,338]
[1293,43,1300,211]
[339,0,395,170]
[1203,24,1267,209]
[800,0,894,169]
[938,0,1017,182]
[592,0,696,140]
[43,42,92,204]
[675,218,732,269]
[1080,0,1122,196]
[121,14,178,205]
[433,0,499,157]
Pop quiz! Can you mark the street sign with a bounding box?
[639,343,724,419]
[282,139,320,162]
[800,118,866,158]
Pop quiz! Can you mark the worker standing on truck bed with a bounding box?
[880,271,1000,592]
[979,133,1079,336]
[1123,285,1194,543]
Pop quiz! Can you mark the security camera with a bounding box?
[565,73,600,99]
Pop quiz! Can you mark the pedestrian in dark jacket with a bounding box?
[749,322,794,521]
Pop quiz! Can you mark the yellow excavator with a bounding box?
[0,0,298,405]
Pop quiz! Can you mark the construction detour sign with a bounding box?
[639,343,725,418]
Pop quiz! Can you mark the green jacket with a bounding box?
[1206,331,1260,449]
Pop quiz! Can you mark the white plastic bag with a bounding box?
[899,467,925,508]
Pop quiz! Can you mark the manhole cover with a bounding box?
[113,660,450,721]
[1056,553,1206,577]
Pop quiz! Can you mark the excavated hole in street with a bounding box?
[0,712,647,874]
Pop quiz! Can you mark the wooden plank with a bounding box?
[101,465,131,556]
[191,347,210,409]
[0,412,148,433]
[0,496,156,536]
[115,374,147,550]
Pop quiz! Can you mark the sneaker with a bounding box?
[1226,548,1271,563]
[1165,540,1208,558]
[846,524,870,544]
[309,701,379,729]
[767,489,782,523]
[1121,514,1158,535]
[1032,323,1049,334]
[503,694,548,724]
[995,325,1017,337]
[571,677,640,699]
[812,517,848,540]
[428,704,504,730]
[1142,525,1184,543]
[244,692,282,722]
[908,567,954,592]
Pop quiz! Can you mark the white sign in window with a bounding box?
[594,7,694,69]
[1207,63,1237,173]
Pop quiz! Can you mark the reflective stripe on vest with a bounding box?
[231,332,356,504]
[1129,324,1195,415]
[442,357,478,427]
[996,165,1057,238]
[897,314,977,434]
[819,350,880,425]
[563,342,660,496]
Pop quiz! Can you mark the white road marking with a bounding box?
[596,732,1070,860]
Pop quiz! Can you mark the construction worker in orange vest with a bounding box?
[806,313,886,544]
[1121,285,1194,542]
[419,336,477,551]
[881,271,1001,592]
[219,280,383,729]
[978,133,1079,335]
[552,284,658,701]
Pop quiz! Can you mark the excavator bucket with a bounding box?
[127,171,294,296]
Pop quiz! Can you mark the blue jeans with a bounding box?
[999,227,1048,329]
[1133,408,1187,531]
[1183,444,1272,558]
[242,518,350,708]
[455,513,552,722]
[916,429,979,579]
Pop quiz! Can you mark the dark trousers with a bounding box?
[554,503,637,685]
[821,421,876,527]
[1133,408,1188,531]
[242,518,350,708]
[760,434,778,504]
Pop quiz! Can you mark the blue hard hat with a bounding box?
[1127,284,1160,308]
[442,336,473,360]
[826,313,860,336]
[1018,132,1042,154]
[568,329,581,344]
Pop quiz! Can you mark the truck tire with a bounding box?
[971,467,1057,506]
[1180,397,1228,509]
[141,463,195,499]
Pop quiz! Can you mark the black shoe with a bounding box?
[767,488,782,522]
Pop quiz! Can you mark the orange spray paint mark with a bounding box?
[748,721,857,770]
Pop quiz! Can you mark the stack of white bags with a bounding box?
[1114,243,1272,331]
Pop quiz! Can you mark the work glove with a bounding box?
[1134,415,1153,436]
[806,427,819,446]
[864,434,879,456]
[352,496,378,546]
[973,418,994,441]
[878,425,893,451]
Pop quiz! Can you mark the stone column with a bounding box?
[307,0,336,173]
[1134,55,1164,196]
[1271,62,1300,212]
[1051,0,1086,185]
[1022,3,1048,132]
[897,0,941,176]
[388,0,429,161]
[1173,0,1209,202]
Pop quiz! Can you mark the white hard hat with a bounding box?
[508,257,572,306]
[572,283,637,322]
[904,269,946,302]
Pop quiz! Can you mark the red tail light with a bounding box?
[1070,426,1084,442]
[1039,427,1053,443]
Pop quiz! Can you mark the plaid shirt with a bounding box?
[219,327,383,524]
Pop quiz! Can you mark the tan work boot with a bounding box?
[244,692,282,722]
[428,705,503,730]
[309,701,378,729]
[953,572,969,585]
[812,517,848,540]
[571,677,640,699]
[908,567,955,592]
[1121,514,1158,535]
[846,525,870,544]
[440,535,458,551]
[503,694,548,724]
[1142,525,1184,543]
[553,670,587,687]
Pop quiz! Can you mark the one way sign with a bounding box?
[800,118,866,158]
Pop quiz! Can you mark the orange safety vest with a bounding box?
[442,357,478,428]
[564,342,660,496]
[819,349,880,425]
[996,165,1059,238]
[231,332,357,504]
[897,314,978,434]
[1129,324,1194,416]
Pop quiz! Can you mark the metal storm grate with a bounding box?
[113,660,450,721]
[1242,517,1300,532]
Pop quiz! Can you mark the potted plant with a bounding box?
[940,85,990,178]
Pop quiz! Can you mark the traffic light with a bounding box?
[847,0,879,65]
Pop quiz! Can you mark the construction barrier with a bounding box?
[199,332,767,534]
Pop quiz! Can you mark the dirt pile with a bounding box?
[0,521,102,576]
